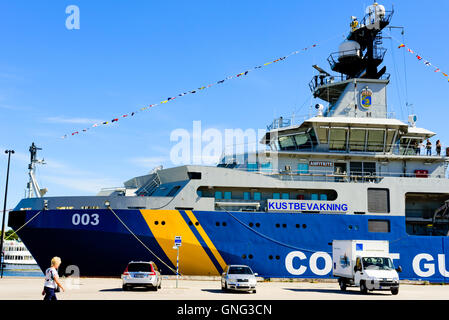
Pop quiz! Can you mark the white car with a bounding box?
[121,261,162,291]
[221,265,257,293]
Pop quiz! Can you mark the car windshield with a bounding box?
[362,257,394,270]
[228,266,253,275]
[127,263,152,272]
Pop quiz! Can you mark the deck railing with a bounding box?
[234,168,447,182]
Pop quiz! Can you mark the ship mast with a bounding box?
[26,142,47,198]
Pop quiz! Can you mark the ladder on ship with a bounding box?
[135,173,161,197]
[432,200,449,236]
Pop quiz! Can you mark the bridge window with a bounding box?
[329,128,347,150]
[366,129,385,152]
[279,136,295,150]
[349,128,366,151]
[316,127,328,144]
[385,129,396,152]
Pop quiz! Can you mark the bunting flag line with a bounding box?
[61,43,320,139]
[397,42,448,83]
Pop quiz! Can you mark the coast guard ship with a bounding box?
[8,3,449,281]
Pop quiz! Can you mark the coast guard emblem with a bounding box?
[360,87,373,108]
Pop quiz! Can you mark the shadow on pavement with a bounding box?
[99,287,155,292]
[201,289,255,295]
[284,288,389,296]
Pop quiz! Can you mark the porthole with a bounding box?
[222,222,227,227]
[282,224,287,228]
[348,225,353,230]
[195,222,199,226]
[248,254,253,259]
[255,223,260,227]
[276,223,280,228]
[216,222,220,226]
[188,221,193,226]
[161,221,166,225]
[275,255,280,260]
[302,224,307,228]
[269,255,273,260]
[154,221,159,225]
[296,224,300,228]
[242,254,247,259]
[249,222,254,227]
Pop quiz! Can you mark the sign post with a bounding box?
[173,236,182,288]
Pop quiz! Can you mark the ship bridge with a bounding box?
[217,113,448,183]
[262,116,435,155]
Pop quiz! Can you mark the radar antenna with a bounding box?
[27,142,47,198]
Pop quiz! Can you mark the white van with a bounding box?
[332,240,401,295]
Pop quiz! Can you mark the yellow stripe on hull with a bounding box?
[184,210,227,271]
[140,209,220,275]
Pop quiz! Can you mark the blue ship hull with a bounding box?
[9,209,449,282]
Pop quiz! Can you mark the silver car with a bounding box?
[221,265,258,293]
[122,261,162,291]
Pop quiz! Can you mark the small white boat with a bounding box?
[2,240,37,266]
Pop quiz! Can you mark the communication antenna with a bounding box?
[27,142,47,198]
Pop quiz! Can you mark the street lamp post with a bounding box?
[1,150,14,279]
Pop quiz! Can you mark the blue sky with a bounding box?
[1,0,448,226]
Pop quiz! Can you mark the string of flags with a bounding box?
[397,43,448,81]
[61,44,318,139]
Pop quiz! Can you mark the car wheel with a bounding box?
[122,285,129,291]
[391,287,399,295]
[252,289,257,294]
[224,282,229,292]
[339,278,347,291]
[158,282,162,289]
[360,281,368,294]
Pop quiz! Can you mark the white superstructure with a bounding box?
[2,240,37,265]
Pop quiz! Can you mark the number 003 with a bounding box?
[72,213,100,226]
